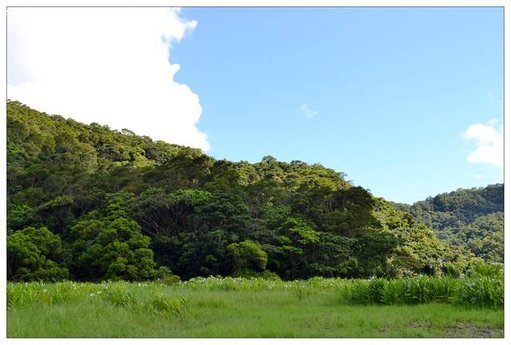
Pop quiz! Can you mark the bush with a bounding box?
[404,276,433,304]
[466,261,503,280]
[457,276,503,309]
[340,280,371,304]
[156,266,180,285]
[339,276,481,307]
[430,277,460,303]
[367,278,386,304]
[381,280,406,305]
[7,227,69,282]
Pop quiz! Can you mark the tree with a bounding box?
[227,240,268,275]
[68,194,157,281]
[275,216,320,280]
[7,226,69,281]
[7,101,481,282]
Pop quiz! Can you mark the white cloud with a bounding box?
[299,104,318,119]
[7,7,209,151]
[463,120,503,168]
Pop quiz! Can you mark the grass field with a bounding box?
[7,277,504,338]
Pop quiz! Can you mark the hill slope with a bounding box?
[7,100,470,281]
[396,185,504,263]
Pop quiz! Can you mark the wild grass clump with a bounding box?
[404,275,434,304]
[454,262,504,309]
[101,284,137,308]
[430,277,461,303]
[7,282,40,309]
[466,262,503,280]
[456,276,503,309]
[7,272,503,317]
[338,275,500,308]
[339,280,371,305]
[291,283,314,300]
[149,293,190,317]
[380,279,406,305]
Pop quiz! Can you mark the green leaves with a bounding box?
[340,274,502,309]
[410,185,503,263]
[69,194,157,281]
[7,227,69,281]
[7,101,491,283]
[227,240,268,274]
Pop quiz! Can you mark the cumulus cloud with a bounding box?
[7,7,209,151]
[463,120,503,168]
[299,104,318,119]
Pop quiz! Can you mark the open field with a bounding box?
[7,277,504,338]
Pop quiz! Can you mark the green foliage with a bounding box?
[380,280,406,305]
[69,195,157,281]
[102,284,137,308]
[456,277,503,309]
[150,294,190,318]
[466,261,503,279]
[430,277,461,303]
[339,273,499,309]
[7,227,69,281]
[7,101,481,282]
[228,240,268,275]
[409,185,503,263]
[7,204,34,230]
[8,280,503,338]
[155,266,181,285]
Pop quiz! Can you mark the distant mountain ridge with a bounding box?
[394,184,504,263]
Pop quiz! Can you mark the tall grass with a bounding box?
[339,272,503,309]
[7,275,503,338]
[8,272,503,311]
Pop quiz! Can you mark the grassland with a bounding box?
[7,276,504,338]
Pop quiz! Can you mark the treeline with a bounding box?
[394,185,504,263]
[7,101,479,282]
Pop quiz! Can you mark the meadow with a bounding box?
[7,275,504,338]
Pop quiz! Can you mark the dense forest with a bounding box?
[6,100,500,282]
[393,184,504,263]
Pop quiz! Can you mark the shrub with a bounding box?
[381,279,406,305]
[404,276,433,304]
[466,262,503,280]
[227,240,268,274]
[156,266,181,285]
[340,280,371,304]
[430,277,460,303]
[367,278,387,304]
[7,227,69,282]
[456,276,503,309]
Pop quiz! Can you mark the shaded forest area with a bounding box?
[6,101,502,282]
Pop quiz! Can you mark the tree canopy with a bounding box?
[7,100,494,282]
[402,184,504,264]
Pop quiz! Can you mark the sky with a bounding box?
[7,7,504,204]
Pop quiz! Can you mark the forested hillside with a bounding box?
[7,101,477,282]
[395,185,504,263]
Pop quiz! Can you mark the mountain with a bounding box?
[401,185,503,263]
[7,100,471,282]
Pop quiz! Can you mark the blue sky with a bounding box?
[7,7,503,204]
[170,7,503,204]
